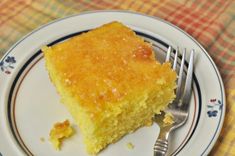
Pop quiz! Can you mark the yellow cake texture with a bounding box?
[42,21,176,154]
[49,120,74,150]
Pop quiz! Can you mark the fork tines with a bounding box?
[166,46,194,107]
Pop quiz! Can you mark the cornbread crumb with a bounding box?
[49,120,74,150]
[163,112,174,125]
[40,137,45,142]
[126,142,135,149]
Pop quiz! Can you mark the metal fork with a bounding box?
[153,46,194,156]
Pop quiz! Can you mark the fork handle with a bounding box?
[153,139,168,156]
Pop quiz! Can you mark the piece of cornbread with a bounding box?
[49,120,74,150]
[43,21,176,154]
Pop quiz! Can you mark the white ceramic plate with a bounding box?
[0,11,225,156]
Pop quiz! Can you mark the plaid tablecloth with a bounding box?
[0,0,234,155]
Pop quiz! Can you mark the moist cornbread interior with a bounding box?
[42,21,176,154]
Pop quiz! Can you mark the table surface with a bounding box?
[0,0,234,155]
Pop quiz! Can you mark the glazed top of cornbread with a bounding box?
[43,22,175,112]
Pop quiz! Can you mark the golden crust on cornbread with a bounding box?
[42,21,176,154]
